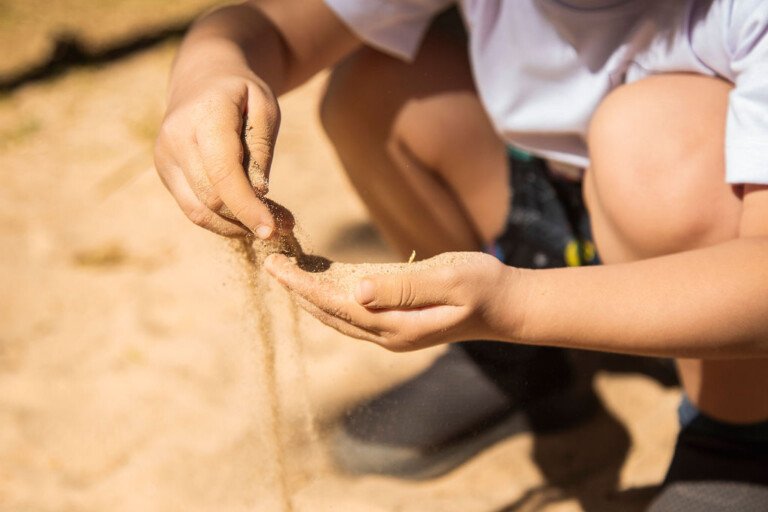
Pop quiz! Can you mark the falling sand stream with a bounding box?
[229,187,335,510]
[232,121,423,510]
[230,121,331,511]
[229,201,460,509]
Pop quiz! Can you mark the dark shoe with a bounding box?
[648,481,768,511]
[330,344,598,479]
[647,397,768,511]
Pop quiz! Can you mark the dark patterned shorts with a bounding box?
[490,147,599,270]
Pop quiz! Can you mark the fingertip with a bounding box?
[264,252,287,273]
[356,278,376,306]
[255,202,279,240]
[256,224,273,240]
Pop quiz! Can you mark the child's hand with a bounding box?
[264,252,522,351]
[154,72,280,238]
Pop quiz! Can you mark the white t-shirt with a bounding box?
[324,0,768,185]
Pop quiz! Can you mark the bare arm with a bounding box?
[156,1,360,237]
[170,0,359,98]
[508,185,768,358]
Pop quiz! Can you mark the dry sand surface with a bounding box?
[0,21,683,512]
[0,0,221,77]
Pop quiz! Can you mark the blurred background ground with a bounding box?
[0,0,220,77]
[0,2,682,511]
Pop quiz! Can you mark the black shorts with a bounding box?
[490,147,599,270]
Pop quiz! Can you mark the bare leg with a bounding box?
[320,12,508,259]
[586,74,768,423]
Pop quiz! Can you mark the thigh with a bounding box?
[321,9,509,247]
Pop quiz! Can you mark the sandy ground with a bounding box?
[0,25,684,512]
[0,0,220,77]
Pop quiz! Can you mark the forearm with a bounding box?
[169,3,289,101]
[169,1,359,102]
[509,238,768,358]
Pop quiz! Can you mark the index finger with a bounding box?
[264,254,380,329]
[265,254,350,304]
[195,100,275,238]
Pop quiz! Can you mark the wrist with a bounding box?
[494,265,536,343]
[169,38,260,95]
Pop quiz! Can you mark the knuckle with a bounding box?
[200,190,225,213]
[154,130,178,165]
[383,343,406,353]
[443,269,464,292]
[251,85,280,113]
[402,279,415,307]
[249,134,275,157]
[395,279,413,307]
[207,163,235,187]
[382,330,416,352]
[157,118,176,140]
[387,333,417,353]
[219,76,249,97]
[401,334,418,349]
[159,113,187,141]
[396,281,405,307]
[186,204,213,228]
[230,200,255,222]
[330,305,353,324]
[377,336,399,352]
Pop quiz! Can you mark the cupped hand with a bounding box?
[154,73,285,238]
[264,252,519,352]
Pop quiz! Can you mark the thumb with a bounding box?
[355,269,452,310]
[241,85,281,195]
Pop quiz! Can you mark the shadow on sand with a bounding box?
[0,21,193,93]
[496,352,677,512]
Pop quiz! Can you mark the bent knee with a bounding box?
[320,16,474,159]
[587,74,742,259]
